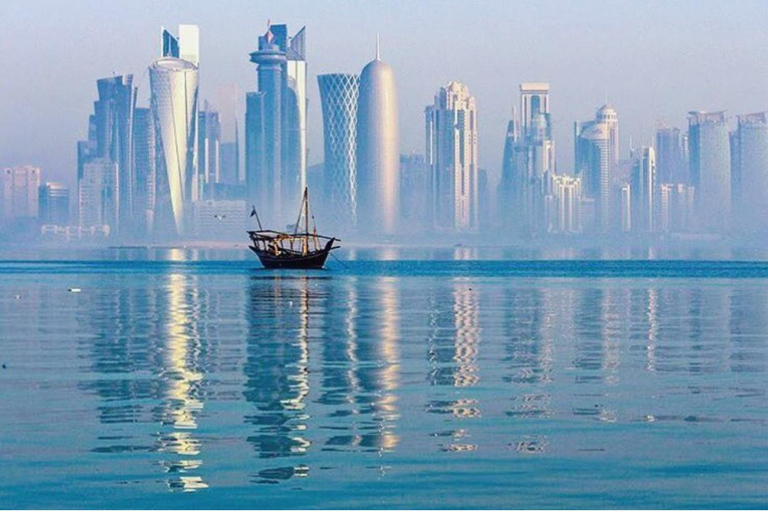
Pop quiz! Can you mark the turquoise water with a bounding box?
[2,251,768,508]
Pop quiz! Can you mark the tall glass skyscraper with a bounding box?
[731,112,768,234]
[246,23,307,227]
[425,81,478,232]
[150,56,199,237]
[79,159,118,230]
[198,104,221,199]
[688,111,731,233]
[318,73,359,231]
[133,107,155,235]
[497,114,525,234]
[596,104,619,166]
[629,146,657,233]
[76,75,136,236]
[356,42,399,236]
[74,75,135,236]
[655,126,686,183]
[575,120,611,232]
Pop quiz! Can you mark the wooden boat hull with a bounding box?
[249,242,333,269]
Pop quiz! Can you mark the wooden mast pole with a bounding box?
[303,187,309,255]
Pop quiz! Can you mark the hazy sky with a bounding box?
[2,0,768,189]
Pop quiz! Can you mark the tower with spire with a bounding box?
[356,38,400,236]
[245,22,307,227]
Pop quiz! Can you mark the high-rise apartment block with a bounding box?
[2,166,41,221]
[79,158,118,230]
[39,182,70,226]
[656,126,687,183]
[731,112,768,234]
[575,118,611,232]
[629,146,657,233]
[688,111,731,233]
[426,81,478,232]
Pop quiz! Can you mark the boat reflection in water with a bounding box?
[245,274,313,483]
[244,273,400,483]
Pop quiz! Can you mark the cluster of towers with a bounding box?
[65,21,768,243]
[495,84,768,239]
[76,24,238,241]
[309,39,401,236]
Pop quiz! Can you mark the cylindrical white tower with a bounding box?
[356,45,399,236]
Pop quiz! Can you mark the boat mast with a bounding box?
[303,187,309,255]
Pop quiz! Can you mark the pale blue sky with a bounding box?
[2,0,768,188]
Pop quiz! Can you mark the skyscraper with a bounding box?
[545,173,583,234]
[356,41,399,235]
[497,85,555,237]
[76,75,136,236]
[133,107,156,235]
[731,112,768,234]
[425,81,478,231]
[149,25,200,237]
[477,168,491,231]
[79,158,118,230]
[399,154,430,234]
[39,182,70,226]
[220,141,240,185]
[660,183,695,233]
[317,73,360,231]
[596,104,619,166]
[519,84,556,234]
[497,114,526,233]
[150,53,199,237]
[198,104,221,198]
[655,126,686,183]
[688,111,731,233]
[629,146,657,233]
[575,119,611,232]
[178,24,200,66]
[246,23,306,227]
[2,166,40,221]
[519,83,550,136]
[619,183,631,233]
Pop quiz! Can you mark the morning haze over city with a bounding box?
[8,2,768,510]
[2,0,767,246]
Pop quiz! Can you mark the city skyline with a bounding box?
[4,1,768,191]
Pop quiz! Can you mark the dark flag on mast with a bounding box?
[250,206,263,230]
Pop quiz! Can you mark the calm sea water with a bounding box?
[2,249,768,508]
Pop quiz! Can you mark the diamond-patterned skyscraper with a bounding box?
[318,73,359,231]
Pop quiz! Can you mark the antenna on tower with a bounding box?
[375,33,380,60]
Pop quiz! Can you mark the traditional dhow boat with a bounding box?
[247,188,340,269]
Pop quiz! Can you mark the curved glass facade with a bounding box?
[149,57,199,236]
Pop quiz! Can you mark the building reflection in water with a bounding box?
[77,271,209,492]
[502,286,555,425]
[426,278,481,452]
[62,262,768,492]
[244,275,313,484]
[317,276,400,455]
[154,272,208,492]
